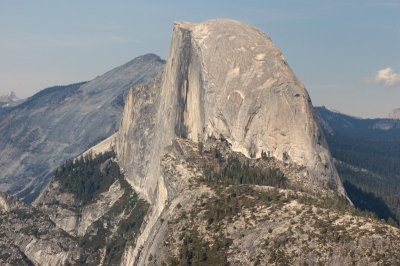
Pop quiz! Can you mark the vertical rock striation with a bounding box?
[116,21,348,264]
[116,19,346,207]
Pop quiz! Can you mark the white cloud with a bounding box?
[375,67,400,87]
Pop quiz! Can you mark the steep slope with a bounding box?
[0,54,165,202]
[0,152,148,265]
[115,19,348,264]
[128,138,400,265]
[2,19,400,266]
[315,106,400,224]
[2,139,400,265]
[116,19,345,207]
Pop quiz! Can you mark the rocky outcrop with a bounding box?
[0,191,22,212]
[1,137,399,266]
[0,54,165,202]
[34,179,124,237]
[124,137,400,265]
[0,151,149,265]
[116,19,346,207]
[7,19,393,266]
[116,19,348,265]
[0,199,80,266]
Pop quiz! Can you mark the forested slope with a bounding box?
[315,106,400,225]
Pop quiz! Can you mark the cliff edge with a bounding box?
[116,19,345,205]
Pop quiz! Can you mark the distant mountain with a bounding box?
[315,106,400,141]
[0,91,21,108]
[0,91,18,102]
[315,106,400,224]
[388,108,400,119]
[0,54,165,202]
[1,20,400,265]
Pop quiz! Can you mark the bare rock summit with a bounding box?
[116,19,346,207]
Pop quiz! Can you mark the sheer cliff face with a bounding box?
[0,54,164,202]
[116,19,345,204]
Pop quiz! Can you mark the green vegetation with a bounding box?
[173,227,231,265]
[342,180,397,224]
[168,142,289,266]
[78,178,148,265]
[54,151,118,205]
[203,185,284,226]
[167,137,400,264]
[170,179,396,265]
[326,133,400,179]
[52,151,149,265]
[332,157,400,225]
[317,107,400,225]
[297,193,381,223]
[202,154,286,188]
[103,182,149,265]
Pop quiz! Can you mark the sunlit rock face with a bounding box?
[116,19,346,207]
[0,54,164,202]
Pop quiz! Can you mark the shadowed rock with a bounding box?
[0,54,165,202]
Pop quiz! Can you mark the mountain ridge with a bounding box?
[116,19,346,208]
[315,105,400,224]
[2,141,399,265]
[1,20,400,265]
[114,19,349,264]
[0,91,21,108]
[0,53,165,202]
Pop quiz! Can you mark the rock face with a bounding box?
[123,137,400,265]
[116,19,345,207]
[1,140,399,265]
[0,151,149,265]
[388,108,400,119]
[0,202,79,266]
[0,54,165,202]
[35,179,124,237]
[0,191,21,212]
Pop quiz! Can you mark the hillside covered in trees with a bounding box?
[315,106,400,225]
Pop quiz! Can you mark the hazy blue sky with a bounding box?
[1,0,399,118]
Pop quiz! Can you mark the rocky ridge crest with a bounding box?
[116,19,345,207]
[115,19,348,264]
[0,54,164,202]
